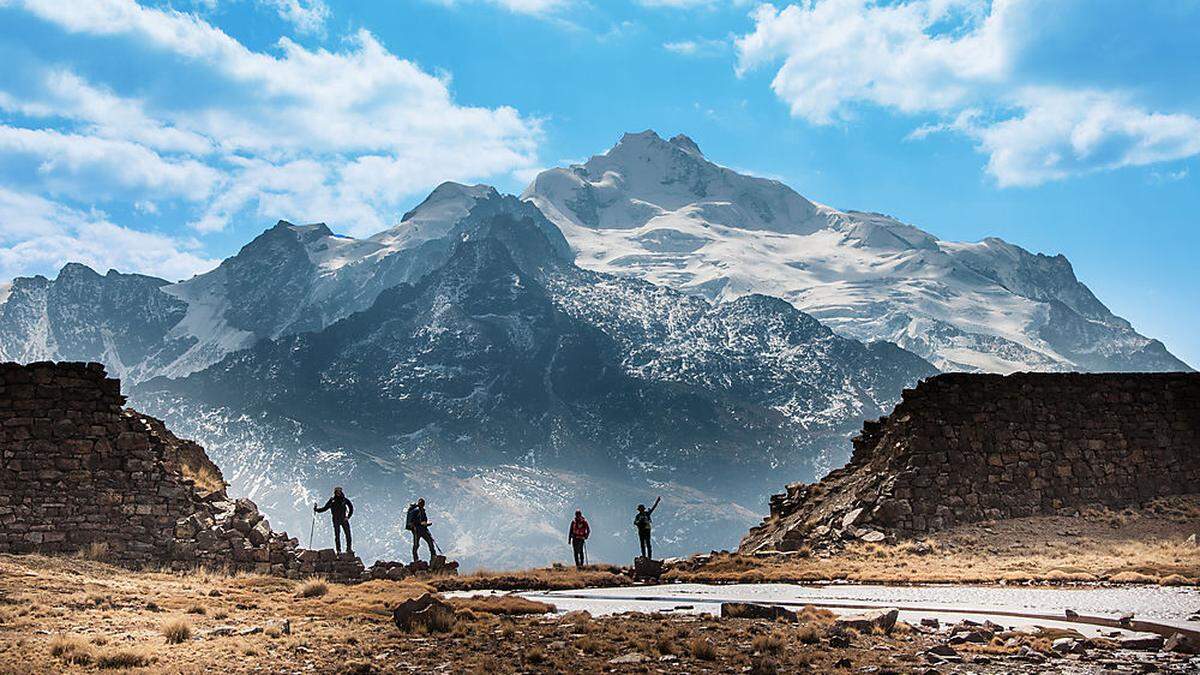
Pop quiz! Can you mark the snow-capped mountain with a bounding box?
[133,209,933,567]
[523,131,1190,373]
[0,186,565,384]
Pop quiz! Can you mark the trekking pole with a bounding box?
[583,540,588,566]
[308,507,316,549]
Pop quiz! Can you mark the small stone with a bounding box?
[607,653,648,664]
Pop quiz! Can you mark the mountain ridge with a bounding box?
[520,130,1189,374]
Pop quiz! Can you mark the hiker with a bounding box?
[405,498,436,562]
[314,486,354,554]
[634,496,661,559]
[568,510,590,569]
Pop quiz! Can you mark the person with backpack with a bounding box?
[314,486,354,554]
[405,498,436,562]
[634,496,661,559]
[567,510,590,569]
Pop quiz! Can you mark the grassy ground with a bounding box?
[671,495,1200,586]
[2,552,1152,674]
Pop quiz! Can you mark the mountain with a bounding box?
[132,209,934,567]
[0,186,567,384]
[522,131,1190,374]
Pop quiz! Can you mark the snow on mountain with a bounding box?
[522,131,1190,373]
[134,209,933,567]
[0,186,568,384]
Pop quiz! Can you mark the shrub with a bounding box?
[49,635,94,665]
[752,632,784,654]
[161,618,192,644]
[797,624,821,644]
[688,637,718,661]
[95,648,152,669]
[297,579,329,598]
[78,541,110,561]
[186,603,206,615]
[525,646,547,664]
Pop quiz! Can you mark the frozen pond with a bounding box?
[511,583,1200,638]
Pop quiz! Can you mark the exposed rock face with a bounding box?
[742,372,1200,553]
[0,361,303,574]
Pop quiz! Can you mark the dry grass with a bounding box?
[162,617,193,643]
[432,564,631,592]
[49,634,94,665]
[94,647,153,669]
[751,632,785,654]
[673,496,1200,586]
[77,541,110,561]
[447,595,554,616]
[296,578,330,598]
[688,637,718,661]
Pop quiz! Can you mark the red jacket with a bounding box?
[569,516,590,541]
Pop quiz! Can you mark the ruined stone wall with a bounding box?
[743,372,1200,553]
[0,361,193,563]
[0,362,301,574]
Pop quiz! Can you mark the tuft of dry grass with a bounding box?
[49,634,94,665]
[162,617,192,644]
[297,578,330,598]
[77,541,110,561]
[751,632,784,654]
[797,624,822,644]
[688,637,718,661]
[1158,573,1191,586]
[94,647,153,669]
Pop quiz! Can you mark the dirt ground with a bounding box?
[2,552,1197,674]
[671,495,1200,585]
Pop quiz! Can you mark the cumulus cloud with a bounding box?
[0,187,217,281]
[735,0,1200,186]
[0,0,542,244]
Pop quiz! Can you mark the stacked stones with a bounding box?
[170,497,303,577]
[365,557,459,581]
[742,372,1200,553]
[297,549,366,583]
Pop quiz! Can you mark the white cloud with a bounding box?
[663,37,727,58]
[256,0,328,34]
[0,187,217,281]
[427,0,571,16]
[0,125,221,200]
[1,0,543,240]
[735,0,1200,186]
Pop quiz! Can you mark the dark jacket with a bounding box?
[406,504,429,532]
[317,494,353,522]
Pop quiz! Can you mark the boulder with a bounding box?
[835,605,902,629]
[392,592,454,630]
[1117,632,1165,651]
[1164,632,1196,654]
[835,607,899,633]
[633,556,663,580]
[719,602,797,622]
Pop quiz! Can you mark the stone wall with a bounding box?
[0,361,299,573]
[742,372,1200,553]
[0,361,458,583]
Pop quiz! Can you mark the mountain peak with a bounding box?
[668,134,703,157]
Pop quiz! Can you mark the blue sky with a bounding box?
[0,0,1196,366]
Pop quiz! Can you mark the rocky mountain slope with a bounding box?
[522,131,1190,374]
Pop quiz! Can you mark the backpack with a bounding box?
[405,504,419,531]
[634,511,651,530]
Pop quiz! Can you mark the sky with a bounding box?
[0,0,1196,366]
